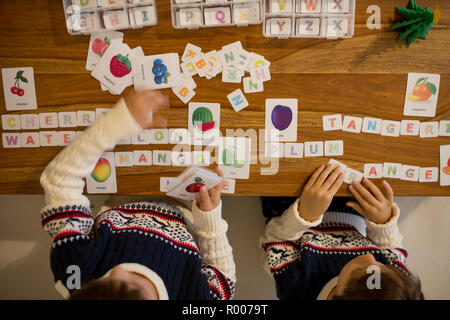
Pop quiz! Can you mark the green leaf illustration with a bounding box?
[117,54,132,71]
[426,82,437,95]
[19,77,28,83]
[416,77,426,85]
[16,70,24,78]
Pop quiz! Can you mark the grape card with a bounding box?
[86,31,124,71]
[86,152,117,194]
[166,167,223,201]
[2,67,37,111]
[188,102,221,146]
[265,99,298,142]
[404,73,440,117]
[91,41,133,95]
[218,137,251,179]
[440,145,450,186]
[133,53,182,90]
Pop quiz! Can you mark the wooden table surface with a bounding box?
[0,0,449,196]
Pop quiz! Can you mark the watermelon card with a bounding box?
[265,99,298,142]
[218,137,251,179]
[188,102,221,146]
[86,152,117,194]
[133,53,182,90]
[404,73,440,117]
[440,145,450,186]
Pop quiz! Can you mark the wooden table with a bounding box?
[0,0,449,196]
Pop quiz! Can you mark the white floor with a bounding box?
[0,195,449,300]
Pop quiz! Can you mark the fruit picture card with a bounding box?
[91,41,133,95]
[133,53,182,90]
[86,152,118,194]
[440,145,450,187]
[265,99,298,142]
[218,137,251,179]
[188,102,221,146]
[2,67,37,111]
[404,73,440,117]
[86,31,124,71]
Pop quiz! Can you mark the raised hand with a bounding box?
[124,89,169,129]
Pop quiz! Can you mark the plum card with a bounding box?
[166,167,223,201]
[2,67,37,111]
[86,31,124,71]
[265,99,298,142]
[86,152,117,194]
[91,41,133,95]
[188,102,221,146]
[218,137,251,179]
[404,73,440,117]
[440,145,450,186]
[133,53,182,90]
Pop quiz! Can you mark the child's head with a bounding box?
[331,253,424,300]
[70,266,159,300]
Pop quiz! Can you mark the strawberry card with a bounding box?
[188,102,221,146]
[86,152,118,194]
[133,53,182,90]
[2,67,37,111]
[404,73,440,117]
[91,41,133,95]
[86,31,124,71]
[166,167,223,201]
[440,145,450,186]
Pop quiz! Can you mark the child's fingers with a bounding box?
[198,186,213,209]
[362,178,385,201]
[351,182,379,207]
[381,180,394,202]
[328,172,344,195]
[323,166,343,190]
[314,164,334,187]
[346,201,366,216]
[305,165,325,189]
[150,114,167,128]
[348,184,373,210]
[214,166,224,178]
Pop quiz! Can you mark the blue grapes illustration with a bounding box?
[152,59,170,84]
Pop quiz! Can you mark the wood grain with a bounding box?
[0,0,449,196]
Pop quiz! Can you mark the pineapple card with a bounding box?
[91,41,133,95]
[2,67,37,111]
[188,102,221,146]
[86,31,124,71]
[404,73,440,117]
[133,53,182,90]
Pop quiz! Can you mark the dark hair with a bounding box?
[70,278,147,300]
[332,265,424,300]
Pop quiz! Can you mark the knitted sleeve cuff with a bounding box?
[191,201,227,237]
[365,203,403,248]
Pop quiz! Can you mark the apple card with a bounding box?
[188,102,221,146]
[265,99,298,142]
[440,145,450,186]
[133,53,182,90]
[404,73,440,117]
[2,67,37,111]
[91,41,133,95]
[86,152,118,194]
[166,167,223,201]
[218,137,251,179]
[86,31,124,71]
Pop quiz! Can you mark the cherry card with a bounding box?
[86,152,118,194]
[86,31,124,71]
[404,73,440,117]
[133,53,182,90]
[188,102,221,146]
[440,145,450,186]
[2,67,37,111]
[91,41,133,95]
[265,99,298,142]
[166,167,223,201]
[218,137,251,179]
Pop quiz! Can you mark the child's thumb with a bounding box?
[199,186,212,208]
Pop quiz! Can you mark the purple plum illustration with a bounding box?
[271,105,293,131]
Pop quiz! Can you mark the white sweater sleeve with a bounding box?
[40,98,142,211]
[191,200,236,283]
[365,203,404,249]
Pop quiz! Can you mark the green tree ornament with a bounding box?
[391,0,441,47]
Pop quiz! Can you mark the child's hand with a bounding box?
[124,89,169,129]
[347,179,394,224]
[195,167,225,212]
[298,164,344,222]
